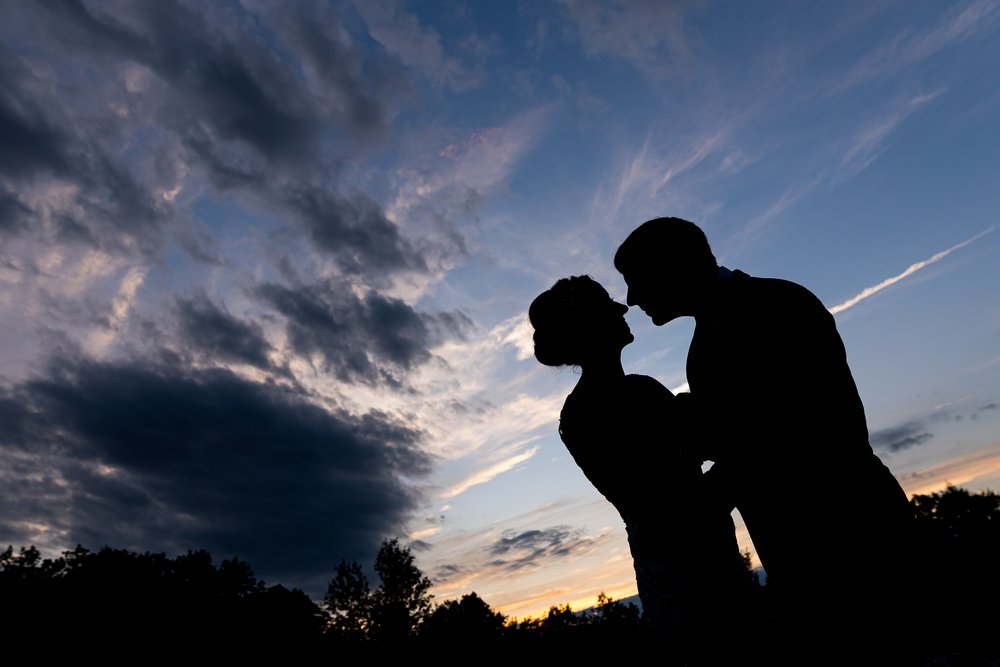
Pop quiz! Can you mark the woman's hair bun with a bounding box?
[528,275,601,367]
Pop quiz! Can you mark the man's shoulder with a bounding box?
[729,270,827,313]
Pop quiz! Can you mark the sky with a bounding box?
[1,0,999,619]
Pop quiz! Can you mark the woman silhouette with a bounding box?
[529,276,753,658]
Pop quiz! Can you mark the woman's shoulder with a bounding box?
[560,374,675,437]
[562,375,673,412]
[623,374,676,401]
[559,380,617,440]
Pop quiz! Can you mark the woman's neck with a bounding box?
[578,355,625,386]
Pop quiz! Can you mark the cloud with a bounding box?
[871,402,999,453]
[33,0,390,157]
[353,0,478,91]
[86,265,147,356]
[175,294,274,370]
[440,446,539,499]
[257,278,471,388]
[0,1,446,279]
[0,43,170,253]
[0,187,33,234]
[736,174,825,242]
[829,225,997,315]
[973,403,998,418]
[0,54,73,182]
[656,132,725,192]
[589,128,731,231]
[433,562,466,582]
[488,525,603,572]
[0,1,466,392]
[387,104,555,250]
[0,353,429,595]
[736,90,943,243]
[831,1,1000,95]
[279,185,427,280]
[558,0,696,82]
[839,91,944,175]
[870,422,934,452]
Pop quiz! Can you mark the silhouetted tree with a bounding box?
[369,538,433,642]
[322,538,435,645]
[324,559,371,640]
[590,592,641,626]
[421,592,506,644]
[911,485,1000,661]
[539,602,579,637]
[739,547,762,589]
[0,543,325,653]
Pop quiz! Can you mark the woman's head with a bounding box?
[528,275,633,367]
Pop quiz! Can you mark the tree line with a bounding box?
[2,485,998,659]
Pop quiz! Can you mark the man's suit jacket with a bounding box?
[686,268,910,591]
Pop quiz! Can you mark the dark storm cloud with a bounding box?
[31,0,403,169]
[257,279,471,387]
[175,294,274,370]
[0,41,169,251]
[0,1,452,276]
[0,187,32,234]
[487,526,599,572]
[0,354,430,594]
[250,0,403,136]
[280,186,426,278]
[0,55,72,181]
[34,0,319,160]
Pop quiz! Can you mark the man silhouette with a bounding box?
[615,217,915,661]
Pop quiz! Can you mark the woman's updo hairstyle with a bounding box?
[528,275,606,367]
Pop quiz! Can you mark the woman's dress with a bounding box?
[558,374,751,652]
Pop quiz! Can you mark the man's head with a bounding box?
[614,217,718,325]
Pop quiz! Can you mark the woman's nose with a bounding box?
[615,301,629,315]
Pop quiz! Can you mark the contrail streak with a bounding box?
[829,224,997,315]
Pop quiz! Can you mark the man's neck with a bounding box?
[692,265,731,321]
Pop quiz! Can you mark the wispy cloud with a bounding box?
[416,493,634,616]
[441,446,539,499]
[831,0,1000,95]
[592,129,729,228]
[558,0,695,82]
[655,132,725,192]
[738,92,944,245]
[390,104,555,220]
[353,0,478,91]
[736,173,825,243]
[829,224,997,315]
[488,525,604,571]
[85,265,147,356]
[840,91,945,174]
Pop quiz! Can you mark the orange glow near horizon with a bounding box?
[897,442,1000,498]
[482,444,1000,620]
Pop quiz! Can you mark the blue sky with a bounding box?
[1,0,999,618]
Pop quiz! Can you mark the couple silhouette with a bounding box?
[530,218,916,664]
